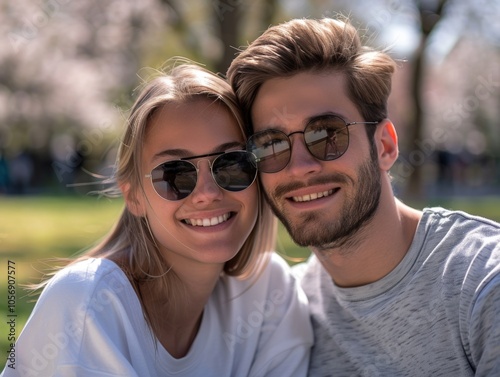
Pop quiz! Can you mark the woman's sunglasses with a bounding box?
[247,114,379,173]
[145,150,257,201]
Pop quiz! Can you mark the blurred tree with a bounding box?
[214,0,279,73]
[1,0,498,196]
[0,0,282,193]
[406,0,448,197]
[281,0,500,197]
[157,0,279,73]
[407,0,500,196]
[0,0,168,192]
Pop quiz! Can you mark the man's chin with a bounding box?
[286,224,329,248]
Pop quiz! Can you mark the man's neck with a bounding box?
[312,197,422,288]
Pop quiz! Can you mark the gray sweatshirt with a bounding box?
[294,207,500,376]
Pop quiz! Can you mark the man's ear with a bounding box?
[376,119,399,171]
[121,183,146,217]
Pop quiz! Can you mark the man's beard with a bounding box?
[264,156,381,250]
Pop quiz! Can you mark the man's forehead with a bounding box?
[250,72,352,131]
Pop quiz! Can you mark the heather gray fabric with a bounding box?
[294,207,500,377]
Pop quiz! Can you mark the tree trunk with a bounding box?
[405,0,448,198]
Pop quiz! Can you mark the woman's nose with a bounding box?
[189,159,223,205]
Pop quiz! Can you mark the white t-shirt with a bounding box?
[2,253,313,377]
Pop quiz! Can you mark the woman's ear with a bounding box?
[121,183,146,217]
[376,119,399,171]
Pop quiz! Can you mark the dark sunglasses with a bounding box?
[145,150,258,201]
[247,115,379,173]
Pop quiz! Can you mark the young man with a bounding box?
[228,17,500,376]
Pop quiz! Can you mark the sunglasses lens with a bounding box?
[150,151,257,201]
[247,130,291,173]
[151,160,197,200]
[213,151,257,191]
[304,117,349,161]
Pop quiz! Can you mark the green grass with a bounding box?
[1,195,499,370]
[0,195,124,371]
[410,197,500,222]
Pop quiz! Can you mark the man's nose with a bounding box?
[286,133,322,177]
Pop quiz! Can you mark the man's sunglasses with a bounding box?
[145,150,257,201]
[247,115,379,173]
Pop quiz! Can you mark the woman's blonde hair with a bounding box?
[44,62,277,334]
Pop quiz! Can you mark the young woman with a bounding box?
[2,64,312,377]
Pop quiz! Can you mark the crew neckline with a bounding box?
[321,209,434,302]
[92,258,211,374]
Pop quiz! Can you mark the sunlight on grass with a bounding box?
[276,223,311,265]
[0,196,124,258]
[0,195,124,370]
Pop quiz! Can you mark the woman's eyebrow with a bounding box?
[150,141,244,164]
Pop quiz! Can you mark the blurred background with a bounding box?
[1,0,500,199]
[1,0,500,368]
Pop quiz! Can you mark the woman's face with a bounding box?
[129,99,258,273]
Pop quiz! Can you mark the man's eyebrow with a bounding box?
[150,141,244,163]
[258,111,347,131]
[306,111,347,124]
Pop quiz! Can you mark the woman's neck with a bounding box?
[140,263,223,358]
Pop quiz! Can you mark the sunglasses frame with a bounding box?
[145,150,258,201]
[247,115,380,173]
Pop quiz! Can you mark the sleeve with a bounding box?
[2,263,142,377]
[248,254,313,377]
[468,273,500,376]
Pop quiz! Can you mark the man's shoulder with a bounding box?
[423,206,500,233]
[421,207,500,260]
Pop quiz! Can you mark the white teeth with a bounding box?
[185,213,230,227]
[293,190,334,202]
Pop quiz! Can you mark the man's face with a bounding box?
[251,71,382,249]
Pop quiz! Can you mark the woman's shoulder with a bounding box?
[49,257,122,284]
[263,252,298,285]
[219,252,300,303]
[267,252,292,270]
[41,258,129,305]
[210,253,312,375]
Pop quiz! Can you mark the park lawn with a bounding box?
[1,194,499,370]
[0,195,124,371]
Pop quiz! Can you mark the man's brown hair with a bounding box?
[227,17,397,138]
